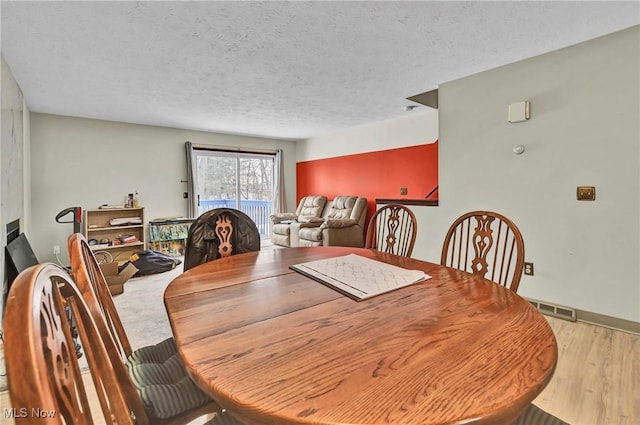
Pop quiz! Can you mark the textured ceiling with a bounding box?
[1,1,638,141]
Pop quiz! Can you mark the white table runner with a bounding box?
[291,253,430,300]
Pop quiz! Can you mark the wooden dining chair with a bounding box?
[68,232,138,358]
[441,213,569,425]
[67,233,239,424]
[4,263,141,424]
[8,261,242,425]
[184,208,261,271]
[441,210,525,292]
[365,204,417,257]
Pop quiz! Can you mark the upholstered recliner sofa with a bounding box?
[271,195,368,248]
[271,195,327,247]
[297,196,368,248]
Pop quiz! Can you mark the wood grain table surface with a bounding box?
[164,246,557,425]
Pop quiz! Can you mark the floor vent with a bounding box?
[527,298,577,322]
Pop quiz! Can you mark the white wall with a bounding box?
[299,26,640,323]
[1,57,25,232]
[297,108,439,161]
[30,113,297,265]
[0,56,30,322]
[438,26,639,322]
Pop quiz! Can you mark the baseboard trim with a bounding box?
[525,297,640,335]
[575,309,640,335]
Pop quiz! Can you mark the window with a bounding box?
[188,147,275,239]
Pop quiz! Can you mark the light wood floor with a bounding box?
[534,318,639,425]
[1,316,638,425]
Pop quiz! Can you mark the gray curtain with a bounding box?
[185,141,197,218]
[273,149,287,214]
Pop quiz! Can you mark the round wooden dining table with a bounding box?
[164,246,557,425]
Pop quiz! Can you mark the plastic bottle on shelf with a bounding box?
[133,191,141,208]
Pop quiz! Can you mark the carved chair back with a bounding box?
[441,211,525,292]
[4,263,142,425]
[67,232,133,358]
[68,234,224,425]
[440,212,567,424]
[184,208,261,271]
[365,204,417,257]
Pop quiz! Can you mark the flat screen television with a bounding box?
[4,233,39,308]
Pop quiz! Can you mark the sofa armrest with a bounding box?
[320,218,357,229]
[270,213,298,224]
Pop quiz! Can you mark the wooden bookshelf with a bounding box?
[85,207,145,263]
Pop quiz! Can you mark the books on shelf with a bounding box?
[118,235,139,244]
[90,243,110,250]
[290,254,431,301]
[109,217,143,226]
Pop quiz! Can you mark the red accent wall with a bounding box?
[296,142,438,225]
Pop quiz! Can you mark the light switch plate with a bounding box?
[508,101,530,123]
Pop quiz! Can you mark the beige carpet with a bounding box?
[112,261,184,351]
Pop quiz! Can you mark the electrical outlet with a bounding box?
[524,262,534,276]
[577,186,595,201]
[53,245,60,255]
[400,187,408,195]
